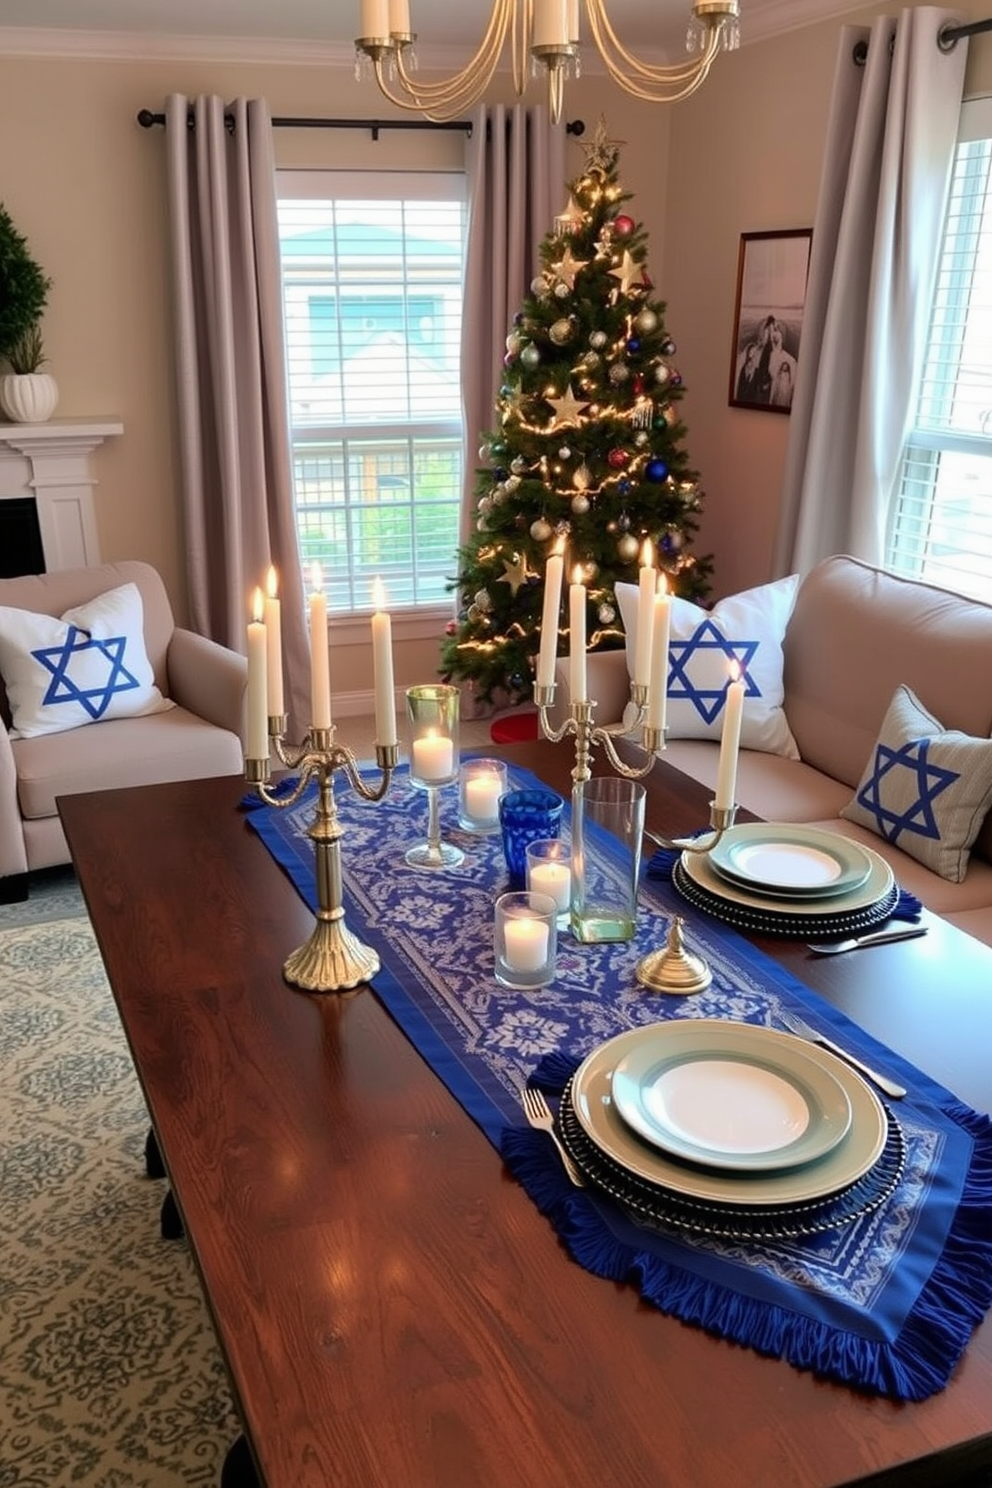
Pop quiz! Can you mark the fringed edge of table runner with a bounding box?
[500,1055,992,1402]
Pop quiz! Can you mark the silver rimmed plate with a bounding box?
[611,1022,852,1172]
[573,1020,888,1207]
[708,824,873,898]
[682,840,893,919]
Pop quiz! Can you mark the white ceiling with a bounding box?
[0,0,869,65]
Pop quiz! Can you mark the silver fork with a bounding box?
[520,1086,586,1186]
[778,1009,907,1100]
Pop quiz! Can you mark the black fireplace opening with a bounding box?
[0,497,45,578]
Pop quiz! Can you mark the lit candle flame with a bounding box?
[372,576,386,610]
[252,587,264,623]
[309,560,322,593]
[266,564,278,599]
[641,538,654,567]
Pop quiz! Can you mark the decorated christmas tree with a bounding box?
[441,119,712,709]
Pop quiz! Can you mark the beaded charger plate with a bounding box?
[673,847,897,938]
[558,1082,906,1242]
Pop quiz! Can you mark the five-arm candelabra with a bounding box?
[246,716,398,994]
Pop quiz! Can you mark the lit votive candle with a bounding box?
[504,915,550,972]
[459,758,508,831]
[412,728,454,783]
[528,860,570,914]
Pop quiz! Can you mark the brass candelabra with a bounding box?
[246,716,398,994]
[533,678,737,992]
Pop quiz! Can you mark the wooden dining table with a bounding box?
[57,736,992,1488]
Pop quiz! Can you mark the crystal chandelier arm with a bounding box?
[584,0,723,93]
[366,0,521,120]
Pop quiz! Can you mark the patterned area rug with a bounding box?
[0,916,238,1486]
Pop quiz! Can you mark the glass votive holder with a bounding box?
[494,891,558,990]
[526,839,571,929]
[458,757,508,833]
[498,788,564,890]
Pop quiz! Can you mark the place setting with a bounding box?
[532,1016,907,1242]
[670,821,909,939]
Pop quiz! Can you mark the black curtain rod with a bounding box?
[136,108,585,140]
[853,14,992,64]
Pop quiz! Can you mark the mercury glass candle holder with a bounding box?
[405,683,463,869]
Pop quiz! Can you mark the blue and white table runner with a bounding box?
[244,762,992,1402]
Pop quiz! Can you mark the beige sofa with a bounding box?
[0,561,247,897]
[553,555,992,947]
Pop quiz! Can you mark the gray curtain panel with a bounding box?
[460,103,567,551]
[165,93,309,736]
[773,9,968,578]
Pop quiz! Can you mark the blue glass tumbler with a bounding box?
[498,788,564,890]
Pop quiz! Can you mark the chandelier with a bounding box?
[355,1,741,125]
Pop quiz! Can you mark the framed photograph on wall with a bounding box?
[728,229,812,413]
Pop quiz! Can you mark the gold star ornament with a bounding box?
[553,245,591,291]
[581,116,624,174]
[496,552,533,598]
[609,250,646,296]
[545,384,591,432]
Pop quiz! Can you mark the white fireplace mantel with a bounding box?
[0,416,124,570]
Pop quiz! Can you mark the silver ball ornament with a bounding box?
[554,282,571,299]
[655,363,672,385]
[618,533,640,561]
[474,589,493,612]
[550,318,574,345]
[589,331,608,350]
[558,445,572,460]
[530,517,553,542]
[609,362,630,385]
[521,344,542,369]
[510,456,527,474]
[598,603,616,625]
[571,494,590,516]
[634,308,659,336]
[531,276,550,298]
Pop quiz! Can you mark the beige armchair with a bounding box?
[0,560,247,901]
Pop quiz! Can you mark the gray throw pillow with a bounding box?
[841,684,992,883]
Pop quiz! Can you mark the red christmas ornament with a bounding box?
[445,619,458,636]
[633,374,645,397]
[614,215,635,237]
[608,447,630,469]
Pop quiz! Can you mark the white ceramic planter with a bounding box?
[0,372,59,423]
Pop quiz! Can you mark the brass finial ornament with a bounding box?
[636,915,712,995]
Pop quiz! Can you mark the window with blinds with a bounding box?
[277,172,466,613]
[887,98,992,599]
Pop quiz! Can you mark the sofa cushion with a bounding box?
[617,575,800,758]
[801,816,992,917]
[0,583,172,739]
[663,740,852,824]
[840,685,992,884]
[13,706,244,820]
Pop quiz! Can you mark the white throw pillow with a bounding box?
[0,582,173,738]
[841,684,992,883]
[616,574,800,758]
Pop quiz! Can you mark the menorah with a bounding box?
[246,715,399,994]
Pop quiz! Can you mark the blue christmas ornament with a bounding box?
[626,337,641,354]
[493,467,508,482]
[646,459,670,483]
[661,532,677,554]
[514,311,525,326]
[618,479,633,497]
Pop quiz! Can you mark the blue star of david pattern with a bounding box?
[32,625,140,720]
[856,737,959,844]
[667,620,760,724]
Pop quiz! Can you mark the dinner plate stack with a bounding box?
[558,1019,905,1240]
[672,823,899,937]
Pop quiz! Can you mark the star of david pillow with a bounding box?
[616,574,801,757]
[0,583,173,739]
[841,684,992,883]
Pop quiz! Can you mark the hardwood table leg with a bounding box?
[159,1189,185,1241]
[144,1126,166,1179]
[221,1434,261,1488]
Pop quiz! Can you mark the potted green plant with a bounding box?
[0,203,56,423]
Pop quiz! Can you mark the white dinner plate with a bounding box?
[572,1020,888,1206]
[611,1023,852,1172]
[708,824,873,898]
[682,839,893,918]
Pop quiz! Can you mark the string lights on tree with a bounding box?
[441,120,713,709]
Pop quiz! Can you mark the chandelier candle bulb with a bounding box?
[532,0,572,47]
[360,0,390,37]
[388,0,410,31]
[537,541,565,687]
[371,578,397,747]
[634,540,656,688]
[246,589,269,761]
[647,575,671,733]
[412,728,454,782]
[308,564,332,731]
[263,565,284,717]
[569,566,588,702]
[715,663,745,811]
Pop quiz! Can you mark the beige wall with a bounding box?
[662,0,992,597]
[0,6,988,695]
